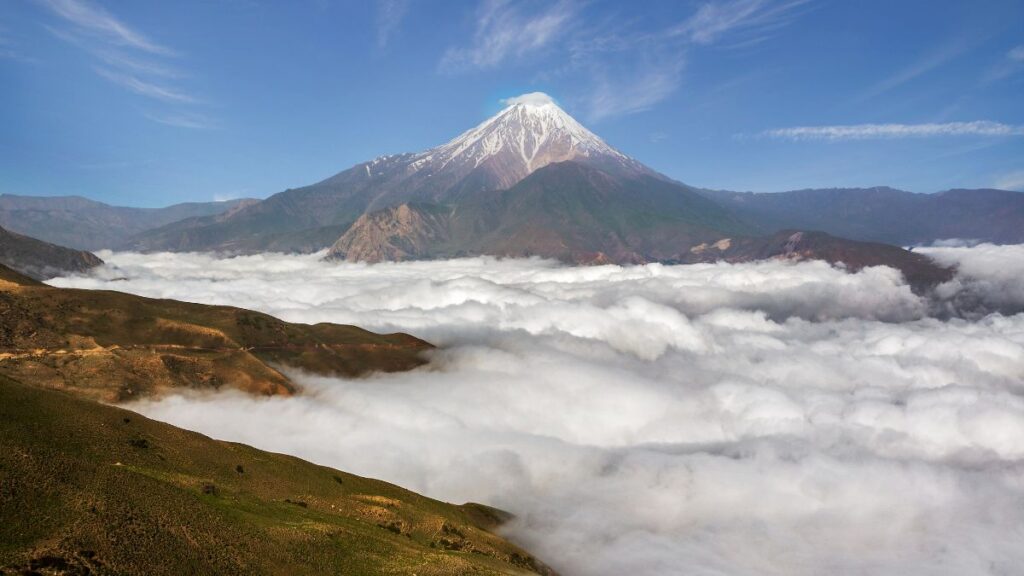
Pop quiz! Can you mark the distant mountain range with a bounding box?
[115,94,1021,267]
[5,94,1021,282]
[699,187,1024,246]
[0,194,256,251]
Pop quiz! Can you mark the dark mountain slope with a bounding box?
[684,230,954,292]
[700,187,1024,245]
[0,225,103,280]
[0,375,553,576]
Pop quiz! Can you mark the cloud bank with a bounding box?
[51,249,1024,576]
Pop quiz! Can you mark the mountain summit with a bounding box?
[120,93,993,280]
[125,93,664,253]
[408,92,648,190]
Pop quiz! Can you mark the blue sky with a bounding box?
[1,0,1023,207]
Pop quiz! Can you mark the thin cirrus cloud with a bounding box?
[438,0,575,72]
[376,0,410,48]
[440,0,810,122]
[760,120,1024,141]
[39,0,174,55]
[38,0,212,128]
[668,0,811,45]
[95,67,195,104]
[994,170,1024,192]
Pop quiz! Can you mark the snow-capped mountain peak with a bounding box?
[408,92,645,188]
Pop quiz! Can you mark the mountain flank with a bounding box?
[0,263,429,403]
[0,225,104,280]
[327,162,753,264]
[0,375,554,575]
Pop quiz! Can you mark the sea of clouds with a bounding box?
[51,244,1024,576]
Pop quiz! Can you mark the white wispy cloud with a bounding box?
[439,0,576,72]
[39,0,174,55]
[96,68,195,103]
[579,0,807,121]
[856,38,972,101]
[994,170,1024,192]
[760,121,1024,141]
[144,111,217,130]
[587,60,685,121]
[95,49,184,79]
[985,45,1024,83]
[669,0,811,45]
[37,0,211,128]
[440,0,807,122]
[376,0,410,48]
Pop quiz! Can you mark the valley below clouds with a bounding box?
[51,246,1024,576]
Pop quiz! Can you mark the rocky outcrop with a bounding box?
[326,203,452,263]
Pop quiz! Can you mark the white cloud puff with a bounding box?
[500,92,557,107]
[51,249,1024,576]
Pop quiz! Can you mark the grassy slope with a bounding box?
[0,375,551,575]
[0,264,431,402]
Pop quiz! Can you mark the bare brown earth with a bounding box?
[0,264,431,403]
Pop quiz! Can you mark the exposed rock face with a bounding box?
[328,204,451,263]
[0,225,104,280]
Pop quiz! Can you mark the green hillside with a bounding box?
[0,375,553,575]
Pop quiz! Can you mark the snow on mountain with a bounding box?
[403,92,648,190]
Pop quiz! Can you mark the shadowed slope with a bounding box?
[0,226,103,280]
[684,230,954,292]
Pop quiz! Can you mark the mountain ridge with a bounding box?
[699,186,1024,245]
[0,225,104,280]
[49,93,1024,261]
[0,194,257,251]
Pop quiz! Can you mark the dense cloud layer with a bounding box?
[52,249,1024,575]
